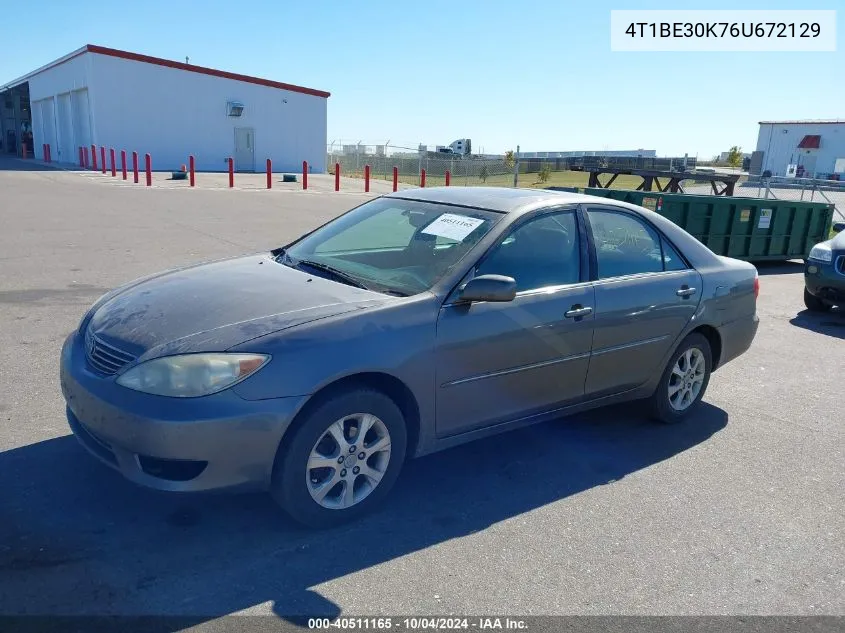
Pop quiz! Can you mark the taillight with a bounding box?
[754,275,760,299]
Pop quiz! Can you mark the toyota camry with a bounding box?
[60,187,760,527]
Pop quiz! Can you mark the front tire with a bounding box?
[648,333,712,424]
[803,287,831,312]
[271,388,407,528]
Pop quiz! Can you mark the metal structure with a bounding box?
[523,155,696,173]
[587,168,740,196]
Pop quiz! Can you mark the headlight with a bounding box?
[808,244,833,263]
[116,353,270,397]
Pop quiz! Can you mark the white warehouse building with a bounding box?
[755,119,845,179]
[0,44,329,172]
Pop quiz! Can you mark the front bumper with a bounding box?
[804,257,845,305]
[60,331,307,492]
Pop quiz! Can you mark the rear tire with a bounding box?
[648,333,712,424]
[270,387,407,528]
[803,287,831,312]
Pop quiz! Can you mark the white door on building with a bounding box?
[234,127,255,172]
[801,154,818,178]
[56,93,73,164]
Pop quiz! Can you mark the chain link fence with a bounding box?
[327,152,514,187]
[684,176,845,222]
[326,146,698,189]
[326,145,843,221]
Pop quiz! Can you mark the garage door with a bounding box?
[56,93,74,164]
[33,98,57,159]
[71,89,91,151]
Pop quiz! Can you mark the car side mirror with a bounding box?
[832,222,845,234]
[459,274,517,303]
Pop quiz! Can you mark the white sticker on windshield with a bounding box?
[421,213,484,241]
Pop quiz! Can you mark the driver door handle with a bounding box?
[676,286,697,297]
[564,305,593,318]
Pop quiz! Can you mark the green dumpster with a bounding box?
[582,188,834,262]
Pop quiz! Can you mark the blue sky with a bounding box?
[1,0,842,157]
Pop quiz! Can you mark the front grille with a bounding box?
[85,329,136,375]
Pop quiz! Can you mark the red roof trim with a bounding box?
[797,134,821,149]
[85,44,330,98]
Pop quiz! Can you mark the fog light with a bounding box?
[807,265,818,274]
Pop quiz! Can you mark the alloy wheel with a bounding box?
[306,413,392,510]
[668,348,706,412]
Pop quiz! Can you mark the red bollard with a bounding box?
[121,150,127,180]
[46,144,51,163]
[420,169,426,188]
[78,147,84,167]
[90,145,97,170]
[302,160,308,190]
[100,147,106,174]
[42,144,46,160]
[145,153,152,186]
[132,151,139,183]
[83,146,89,169]
[266,158,272,189]
[110,148,116,176]
[228,157,234,188]
[335,162,340,191]
[392,166,398,192]
[364,165,370,193]
[22,143,27,159]
[445,170,451,186]
[189,155,195,187]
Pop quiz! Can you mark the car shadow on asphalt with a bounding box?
[0,402,727,623]
[753,260,805,276]
[789,307,845,339]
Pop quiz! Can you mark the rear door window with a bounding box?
[587,210,665,279]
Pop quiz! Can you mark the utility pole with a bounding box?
[513,145,520,187]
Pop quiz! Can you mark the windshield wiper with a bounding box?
[294,259,371,290]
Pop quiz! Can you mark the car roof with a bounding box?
[385,186,601,215]
[385,186,724,269]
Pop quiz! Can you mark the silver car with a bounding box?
[60,187,760,527]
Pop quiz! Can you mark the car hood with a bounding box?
[87,254,388,360]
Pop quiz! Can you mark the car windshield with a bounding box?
[281,197,501,296]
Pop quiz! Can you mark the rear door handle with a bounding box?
[564,306,593,318]
[676,286,697,297]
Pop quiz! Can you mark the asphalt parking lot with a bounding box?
[0,159,843,621]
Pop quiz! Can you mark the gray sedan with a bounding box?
[60,187,759,527]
